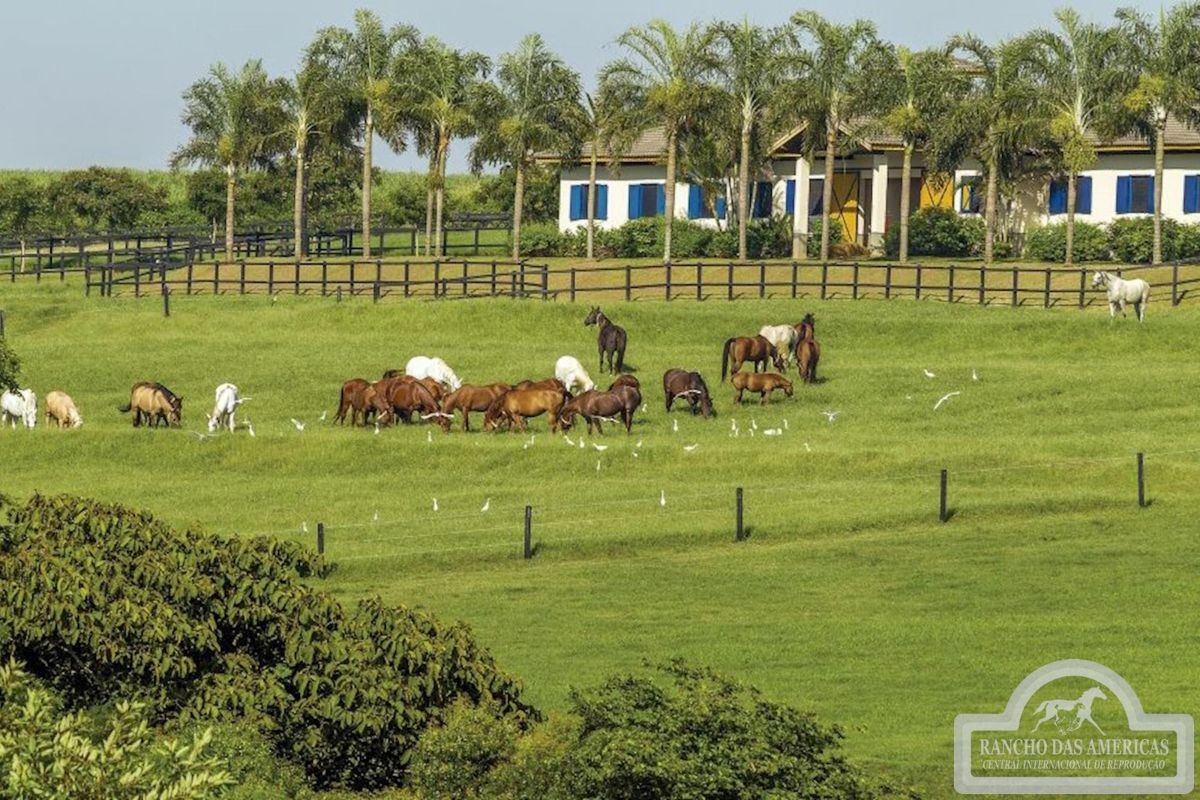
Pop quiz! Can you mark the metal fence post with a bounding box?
[735,487,745,541]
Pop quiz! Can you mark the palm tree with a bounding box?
[172,60,289,263]
[715,20,791,261]
[1113,4,1200,265]
[578,79,642,260]
[396,38,489,258]
[470,34,582,260]
[1031,10,1126,265]
[603,20,717,264]
[880,46,965,263]
[312,10,416,258]
[789,12,892,262]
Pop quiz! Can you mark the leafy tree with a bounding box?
[789,12,893,262]
[172,60,290,262]
[577,79,643,259]
[397,38,489,258]
[1031,9,1127,265]
[311,10,416,258]
[0,176,46,271]
[0,660,233,799]
[471,34,582,259]
[46,167,167,232]
[604,20,717,264]
[0,338,19,391]
[1112,3,1200,265]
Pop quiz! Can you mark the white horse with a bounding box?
[1,388,37,429]
[206,383,246,433]
[555,355,595,395]
[1031,686,1107,735]
[759,324,798,366]
[406,356,462,391]
[1093,271,1150,321]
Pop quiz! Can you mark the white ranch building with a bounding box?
[554,119,1200,253]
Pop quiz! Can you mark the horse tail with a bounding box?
[721,338,734,382]
[616,342,625,373]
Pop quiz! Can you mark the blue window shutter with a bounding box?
[1077,177,1092,214]
[628,185,642,219]
[785,180,796,214]
[1147,176,1155,212]
[1048,180,1067,214]
[596,184,608,220]
[1186,176,1200,214]
[656,184,667,215]
[569,185,583,220]
[716,195,727,219]
[687,184,702,219]
[1116,176,1132,214]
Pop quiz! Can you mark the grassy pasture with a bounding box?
[1,279,1198,797]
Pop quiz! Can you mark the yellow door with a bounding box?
[830,173,859,242]
[919,174,954,209]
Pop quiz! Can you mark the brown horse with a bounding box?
[440,383,511,431]
[732,372,793,405]
[118,382,183,427]
[794,319,821,385]
[662,369,714,418]
[514,377,570,396]
[560,387,639,434]
[793,313,816,344]
[483,388,567,433]
[584,307,627,374]
[335,379,390,426]
[721,335,783,381]
[608,374,640,391]
[383,380,448,428]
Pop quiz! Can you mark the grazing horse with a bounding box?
[794,322,821,385]
[335,379,389,426]
[663,369,714,418]
[405,356,462,391]
[1,388,37,429]
[483,388,567,433]
[206,383,244,433]
[731,372,793,405]
[721,335,783,381]
[383,380,449,429]
[1093,271,1149,321]
[440,383,511,431]
[608,374,640,391]
[515,377,570,395]
[584,307,627,374]
[560,387,639,434]
[45,390,82,429]
[759,324,798,366]
[555,356,595,395]
[119,382,182,427]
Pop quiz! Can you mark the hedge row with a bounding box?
[1025,217,1200,263]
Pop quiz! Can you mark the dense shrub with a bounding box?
[407,700,521,799]
[0,494,535,791]
[1025,222,1111,262]
[1108,217,1180,263]
[885,207,980,257]
[0,337,19,391]
[1175,222,1200,259]
[513,222,567,257]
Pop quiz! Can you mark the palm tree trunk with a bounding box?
[984,150,999,266]
[899,144,913,264]
[424,181,434,256]
[1065,171,1076,266]
[224,166,236,264]
[1153,119,1165,265]
[738,109,752,262]
[820,126,836,262]
[18,239,26,273]
[434,136,448,258]
[663,128,678,265]
[362,107,374,259]
[293,139,307,262]
[586,145,598,260]
[511,160,525,260]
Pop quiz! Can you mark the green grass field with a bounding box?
[1,279,1197,797]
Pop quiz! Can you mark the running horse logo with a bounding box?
[1031,686,1108,735]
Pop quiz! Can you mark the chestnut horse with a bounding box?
[382,380,448,428]
[440,383,511,431]
[721,335,783,381]
[560,387,639,434]
[335,379,390,426]
[794,321,821,385]
[514,377,570,395]
[484,388,567,433]
[794,313,816,344]
[608,374,640,391]
[663,369,714,418]
[731,372,793,405]
[584,307,627,374]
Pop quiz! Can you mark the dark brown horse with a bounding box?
[721,335,783,381]
[731,371,793,405]
[584,307,627,374]
[440,383,511,431]
[484,388,567,433]
[118,382,183,427]
[335,379,390,426]
[608,374,640,391]
[383,380,448,428]
[793,313,816,344]
[662,369,714,418]
[560,387,639,434]
[795,326,821,385]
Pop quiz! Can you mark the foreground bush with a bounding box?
[0,494,535,791]
[1025,221,1111,262]
[886,207,981,258]
[1108,217,1180,263]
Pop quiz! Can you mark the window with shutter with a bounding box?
[687,184,703,219]
[1183,175,1200,214]
[785,180,796,214]
[596,184,608,220]
[1048,180,1067,214]
[1076,176,1092,214]
[628,185,642,219]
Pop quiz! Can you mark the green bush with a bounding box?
[885,207,979,258]
[1175,223,1200,259]
[0,494,535,791]
[513,222,567,257]
[1025,222,1111,262]
[806,216,843,258]
[1108,217,1180,263]
[407,699,521,799]
[707,228,738,258]
[0,337,19,391]
[668,219,714,259]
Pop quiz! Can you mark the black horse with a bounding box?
[584,306,627,374]
[662,368,714,418]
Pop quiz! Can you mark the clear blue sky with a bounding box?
[0,0,1157,173]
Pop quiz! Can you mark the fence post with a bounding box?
[404,260,411,297]
[1010,266,1019,307]
[523,506,533,559]
[791,261,798,299]
[85,265,92,296]
[268,261,275,295]
[490,260,497,296]
[665,262,672,301]
[759,261,766,299]
[851,261,859,300]
[162,284,170,317]
[625,266,632,302]
[570,268,577,303]
[337,285,342,303]
[213,261,220,295]
[939,469,949,523]
[820,262,828,300]
[915,265,923,300]
[947,265,955,303]
[696,263,703,301]
[885,264,892,299]
[1172,263,1180,306]
[510,271,518,297]
[434,260,441,297]
[541,266,548,300]
[735,487,745,542]
[1077,268,1087,309]
[373,280,381,304]
[317,522,325,556]
[1043,268,1052,308]
[321,261,328,296]
[978,266,986,305]
[134,263,141,297]
[1137,452,1146,509]
[462,260,469,297]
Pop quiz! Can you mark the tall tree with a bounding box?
[1113,3,1200,265]
[397,38,489,258]
[470,34,582,260]
[604,20,717,264]
[716,20,790,261]
[313,10,415,258]
[1031,10,1126,265]
[0,177,45,272]
[880,46,965,263]
[172,61,289,262]
[789,12,892,262]
[577,80,642,260]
